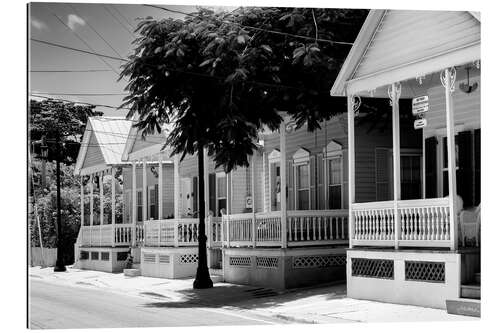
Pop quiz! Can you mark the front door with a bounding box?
[181,178,193,217]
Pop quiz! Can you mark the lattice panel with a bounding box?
[179,254,198,264]
[229,256,252,267]
[143,253,156,263]
[256,256,279,268]
[117,252,128,261]
[91,251,99,260]
[293,255,346,269]
[405,261,445,283]
[351,258,394,279]
[101,252,110,261]
[159,255,170,264]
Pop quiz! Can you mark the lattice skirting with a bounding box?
[293,255,346,269]
[405,261,445,283]
[179,253,198,265]
[351,258,394,279]
[229,256,252,267]
[256,256,279,269]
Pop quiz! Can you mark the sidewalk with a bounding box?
[29,266,476,324]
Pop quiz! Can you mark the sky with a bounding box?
[28,2,234,116]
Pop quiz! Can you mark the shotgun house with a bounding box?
[330,9,480,312]
[73,117,176,272]
[119,106,419,289]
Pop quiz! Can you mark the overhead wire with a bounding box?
[103,4,134,36]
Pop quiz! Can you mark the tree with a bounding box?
[120,7,367,288]
[29,98,103,271]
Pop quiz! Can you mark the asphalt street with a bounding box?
[29,279,285,329]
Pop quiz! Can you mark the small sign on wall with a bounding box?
[245,196,252,209]
[414,118,427,129]
[412,95,429,116]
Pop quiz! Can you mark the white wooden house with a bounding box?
[330,9,480,312]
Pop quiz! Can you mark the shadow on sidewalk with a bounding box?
[141,282,347,310]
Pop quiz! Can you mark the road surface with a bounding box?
[29,279,285,329]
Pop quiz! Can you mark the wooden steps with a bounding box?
[461,283,480,299]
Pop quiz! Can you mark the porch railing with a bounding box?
[222,210,349,247]
[351,198,452,248]
[79,223,139,247]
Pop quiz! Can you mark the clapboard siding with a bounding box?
[355,11,480,79]
[123,163,175,219]
[82,132,106,169]
[253,152,264,213]
[425,73,480,134]
[130,129,165,154]
[230,167,249,214]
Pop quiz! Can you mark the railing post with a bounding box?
[443,67,458,250]
[207,215,212,248]
[142,158,147,224]
[251,154,257,248]
[173,154,180,220]
[158,152,163,220]
[279,121,288,248]
[389,82,402,249]
[226,215,230,248]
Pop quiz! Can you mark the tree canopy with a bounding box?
[120,7,367,172]
[29,98,103,163]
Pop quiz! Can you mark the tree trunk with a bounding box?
[193,144,213,289]
[54,137,66,272]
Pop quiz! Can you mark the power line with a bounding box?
[143,5,354,46]
[68,3,124,59]
[30,69,113,73]
[31,38,125,61]
[32,92,128,96]
[103,4,134,36]
[51,11,120,75]
[30,93,130,110]
[110,4,135,30]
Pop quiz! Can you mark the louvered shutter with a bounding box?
[317,154,325,210]
[209,173,216,216]
[425,137,438,198]
[193,176,198,215]
[474,129,481,205]
[310,155,316,209]
[457,131,473,207]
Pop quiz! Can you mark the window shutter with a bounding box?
[425,137,438,198]
[375,148,390,201]
[310,155,316,209]
[317,154,324,210]
[287,160,294,209]
[209,173,216,216]
[474,129,481,205]
[457,131,473,207]
[193,176,198,215]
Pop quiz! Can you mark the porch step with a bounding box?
[461,284,481,300]
[475,272,480,284]
[132,263,141,270]
[123,268,141,277]
[446,298,480,317]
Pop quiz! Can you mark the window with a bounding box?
[216,173,227,216]
[268,149,281,212]
[327,157,342,209]
[293,148,311,210]
[296,164,310,210]
[149,185,158,220]
[137,190,143,222]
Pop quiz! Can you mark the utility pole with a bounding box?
[53,136,66,272]
[40,136,47,189]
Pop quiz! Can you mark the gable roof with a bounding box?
[331,9,480,97]
[74,117,132,176]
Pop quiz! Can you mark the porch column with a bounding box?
[251,154,256,248]
[158,152,163,220]
[173,154,180,219]
[89,173,94,246]
[142,158,147,223]
[203,148,210,247]
[111,167,116,247]
[279,121,287,248]
[390,82,402,249]
[347,96,356,249]
[443,67,458,250]
[262,151,267,212]
[99,171,104,247]
[132,161,137,247]
[80,176,84,229]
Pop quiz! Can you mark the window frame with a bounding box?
[293,148,311,210]
[324,140,344,209]
[215,172,227,216]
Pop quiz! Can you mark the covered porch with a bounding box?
[331,9,480,310]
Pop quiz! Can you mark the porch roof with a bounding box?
[74,117,132,176]
[330,9,480,98]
